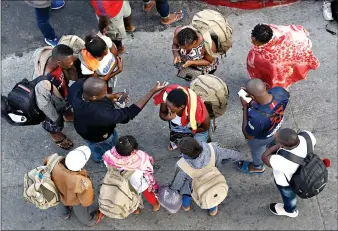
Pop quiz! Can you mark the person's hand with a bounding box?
[240,97,249,108]
[117,56,123,71]
[173,56,181,64]
[150,81,169,94]
[182,60,194,68]
[166,111,177,121]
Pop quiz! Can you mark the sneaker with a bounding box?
[51,0,65,10]
[269,203,299,218]
[322,1,334,21]
[44,37,59,47]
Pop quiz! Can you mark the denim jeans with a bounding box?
[34,7,56,40]
[171,124,209,144]
[86,130,118,162]
[275,182,297,213]
[247,136,275,168]
[143,0,170,18]
[182,195,216,212]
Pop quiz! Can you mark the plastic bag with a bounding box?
[157,185,182,214]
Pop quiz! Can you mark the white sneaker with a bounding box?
[322,1,334,21]
[269,203,299,218]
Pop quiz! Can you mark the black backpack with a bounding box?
[277,132,328,199]
[1,75,54,126]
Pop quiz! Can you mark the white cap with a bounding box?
[65,146,91,171]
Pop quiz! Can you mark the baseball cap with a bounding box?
[65,146,91,171]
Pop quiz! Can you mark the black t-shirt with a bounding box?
[72,87,141,143]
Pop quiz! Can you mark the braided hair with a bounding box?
[251,24,273,44]
[178,137,203,159]
[177,28,198,47]
[116,136,139,156]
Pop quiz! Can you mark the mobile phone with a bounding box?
[117,90,128,104]
[238,89,252,103]
[174,62,184,69]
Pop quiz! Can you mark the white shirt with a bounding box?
[81,33,118,76]
[270,130,316,186]
[171,115,191,127]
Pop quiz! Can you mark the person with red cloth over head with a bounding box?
[247,24,320,90]
[153,84,210,151]
[90,0,135,53]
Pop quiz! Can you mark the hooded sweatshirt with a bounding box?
[25,0,51,8]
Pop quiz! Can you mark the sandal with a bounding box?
[143,0,155,12]
[95,211,104,224]
[237,160,265,175]
[161,10,185,25]
[55,136,73,150]
[168,142,177,151]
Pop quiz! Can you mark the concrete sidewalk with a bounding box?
[1,1,337,230]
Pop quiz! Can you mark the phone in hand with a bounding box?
[174,62,185,70]
[116,90,128,108]
[238,89,252,103]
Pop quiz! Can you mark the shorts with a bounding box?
[42,116,64,134]
[96,1,131,40]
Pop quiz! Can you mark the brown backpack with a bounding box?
[177,144,228,209]
[98,168,143,219]
[190,9,233,58]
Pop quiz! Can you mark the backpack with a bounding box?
[177,143,228,209]
[23,154,63,209]
[190,9,233,58]
[98,168,143,219]
[1,75,54,126]
[277,132,328,199]
[58,35,85,58]
[190,74,229,131]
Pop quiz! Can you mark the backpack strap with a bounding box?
[46,154,62,173]
[205,143,216,168]
[31,74,55,94]
[277,149,306,166]
[177,158,198,179]
[298,132,314,155]
[177,143,216,178]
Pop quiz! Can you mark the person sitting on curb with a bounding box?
[44,146,101,226]
[261,128,317,218]
[237,78,289,174]
[35,44,75,149]
[71,77,168,163]
[170,137,243,216]
[143,0,184,25]
[153,84,210,151]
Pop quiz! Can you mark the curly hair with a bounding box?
[116,136,139,156]
[178,137,203,159]
[251,24,273,44]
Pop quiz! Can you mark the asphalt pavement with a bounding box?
[1,1,337,230]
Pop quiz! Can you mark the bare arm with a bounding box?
[135,82,168,110]
[261,144,281,168]
[196,111,210,133]
[172,27,181,58]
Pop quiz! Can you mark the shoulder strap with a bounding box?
[32,74,55,94]
[205,143,216,168]
[46,154,62,173]
[298,132,314,155]
[277,149,306,166]
[177,158,198,179]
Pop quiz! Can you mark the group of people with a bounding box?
[21,0,324,227]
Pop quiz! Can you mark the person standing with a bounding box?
[35,44,75,150]
[237,79,289,174]
[143,0,184,25]
[261,128,317,218]
[247,24,320,89]
[25,0,65,47]
[70,77,168,163]
[170,137,243,216]
[45,146,101,226]
[90,0,136,53]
